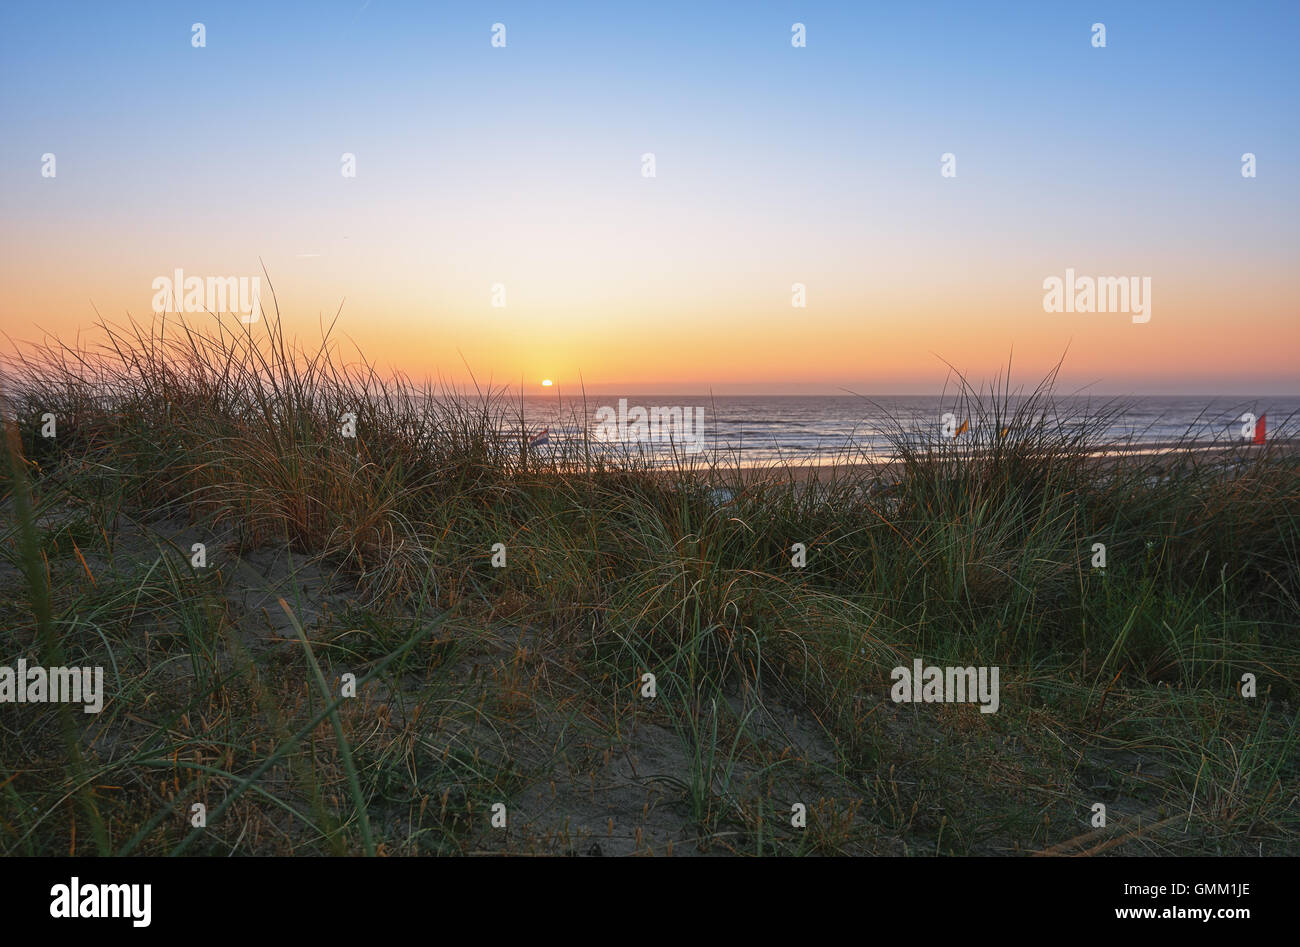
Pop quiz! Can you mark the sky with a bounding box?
[1,1,1297,395]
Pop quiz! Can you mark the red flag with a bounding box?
[1253,413,1266,445]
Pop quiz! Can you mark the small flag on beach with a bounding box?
[529,427,549,447]
[954,419,969,438]
[1253,414,1266,445]
[999,426,1009,439]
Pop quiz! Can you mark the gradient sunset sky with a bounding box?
[2,1,1296,394]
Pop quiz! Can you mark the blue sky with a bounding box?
[2,1,1296,393]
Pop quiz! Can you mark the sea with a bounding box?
[509,394,1300,466]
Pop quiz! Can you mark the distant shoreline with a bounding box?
[522,439,1299,484]
[678,439,1300,486]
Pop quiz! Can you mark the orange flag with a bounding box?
[954,419,969,438]
[1254,413,1266,445]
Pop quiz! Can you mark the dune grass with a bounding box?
[1,309,1296,855]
